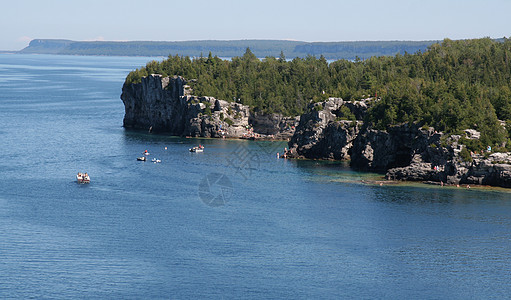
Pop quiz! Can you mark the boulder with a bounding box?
[464,129,481,140]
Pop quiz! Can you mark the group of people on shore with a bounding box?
[277,147,289,159]
[469,145,493,157]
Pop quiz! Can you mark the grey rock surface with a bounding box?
[287,97,511,188]
[121,74,292,139]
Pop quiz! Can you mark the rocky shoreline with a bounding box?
[287,97,511,188]
[121,75,511,188]
[121,74,298,140]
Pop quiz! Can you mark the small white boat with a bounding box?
[76,172,90,184]
[137,156,146,161]
[143,150,150,156]
[152,158,161,163]
[189,145,204,153]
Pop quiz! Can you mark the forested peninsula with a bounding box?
[126,38,511,148]
[122,37,511,187]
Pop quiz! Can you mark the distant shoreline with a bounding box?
[17,38,440,60]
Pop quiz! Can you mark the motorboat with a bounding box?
[189,145,204,153]
[152,158,161,163]
[143,150,150,156]
[76,172,90,184]
[137,156,147,161]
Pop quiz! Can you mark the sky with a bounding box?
[1,0,510,50]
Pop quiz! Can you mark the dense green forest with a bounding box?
[125,38,511,150]
[20,39,436,60]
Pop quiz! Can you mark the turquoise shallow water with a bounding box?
[1,54,511,299]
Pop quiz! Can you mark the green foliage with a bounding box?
[459,137,483,152]
[460,147,473,162]
[224,118,234,126]
[439,135,451,148]
[125,38,511,146]
[494,146,509,153]
[336,106,356,121]
[125,68,147,84]
[313,104,324,111]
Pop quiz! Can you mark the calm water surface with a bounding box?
[0,54,510,299]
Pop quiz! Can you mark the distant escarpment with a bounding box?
[21,39,438,60]
[121,74,297,139]
[288,98,511,188]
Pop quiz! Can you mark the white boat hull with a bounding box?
[76,174,90,184]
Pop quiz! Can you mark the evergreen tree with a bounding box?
[124,38,511,149]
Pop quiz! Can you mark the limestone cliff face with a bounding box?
[350,123,442,171]
[288,98,363,160]
[121,74,250,138]
[121,74,300,139]
[287,97,511,188]
[248,112,299,139]
[386,146,511,188]
[461,153,511,187]
[121,75,187,133]
[352,124,511,187]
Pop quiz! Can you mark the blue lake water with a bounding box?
[1,53,510,299]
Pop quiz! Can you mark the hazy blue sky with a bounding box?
[1,0,510,50]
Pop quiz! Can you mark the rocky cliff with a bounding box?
[248,112,299,140]
[350,123,442,171]
[287,98,362,160]
[385,135,511,188]
[288,97,511,188]
[121,74,295,138]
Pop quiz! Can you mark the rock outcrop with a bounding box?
[287,97,511,188]
[121,74,292,138]
[288,98,362,160]
[461,153,511,187]
[122,75,511,188]
[350,123,443,171]
[248,112,299,139]
[386,150,511,188]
